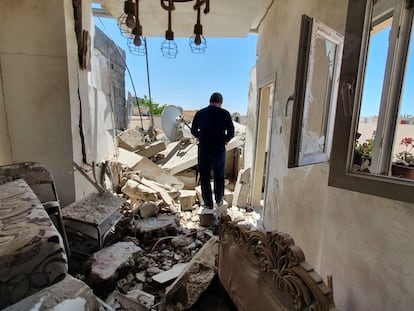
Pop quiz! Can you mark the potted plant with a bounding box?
[353,131,375,172]
[391,137,414,179]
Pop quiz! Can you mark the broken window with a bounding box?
[289,15,344,167]
[329,0,414,203]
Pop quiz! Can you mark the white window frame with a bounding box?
[289,16,344,167]
[328,0,414,203]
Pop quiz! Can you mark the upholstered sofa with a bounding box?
[0,179,98,310]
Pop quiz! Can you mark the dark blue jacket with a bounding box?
[191,106,235,151]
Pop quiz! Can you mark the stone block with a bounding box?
[179,190,197,211]
[117,129,146,151]
[89,242,142,282]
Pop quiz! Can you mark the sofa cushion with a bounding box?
[0,179,67,309]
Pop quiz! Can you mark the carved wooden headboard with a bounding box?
[218,217,337,311]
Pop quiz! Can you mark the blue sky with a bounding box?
[95,17,258,115]
[361,25,413,117]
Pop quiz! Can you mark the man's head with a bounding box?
[209,92,223,106]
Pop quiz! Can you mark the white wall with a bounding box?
[0,0,118,205]
[257,0,414,310]
[0,0,76,205]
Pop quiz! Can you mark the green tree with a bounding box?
[134,95,166,116]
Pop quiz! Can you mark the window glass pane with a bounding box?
[391,18,414,179]
[303,36,336,155]
[353,20,392,172]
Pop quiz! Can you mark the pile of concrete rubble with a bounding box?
[71,124,262,310]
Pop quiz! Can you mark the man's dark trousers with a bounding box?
[198,145,226,207]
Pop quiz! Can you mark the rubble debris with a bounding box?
[117,129,146,151]
[232,167,251,208]
[126,289,155,309]
[165,236,219,309]
[134,201,157,218]
[155,122,245,177]
[136,141,166,158]
[122,179,159,202]
[152,263,187,285]
[178,190,196,211]
[134,215,179,244]
[89,242,142,283]
[173,169,198,190]
[117,148,184,190]
[198,208,217,227]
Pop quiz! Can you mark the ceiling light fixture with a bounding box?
[118,0,210,58]
[189,0,209,54]
[160,0,178,58]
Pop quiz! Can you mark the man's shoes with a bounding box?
[216,200,224,208]
[202,204,214,209]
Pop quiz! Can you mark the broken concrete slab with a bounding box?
[160,125,245,175]
[139,177,177,212]
[4,275,99,311]
[135,215,179,244]
[121,179,159,202]
[117,148,184,190]
[238,167,251,184]
[89,242,142,282]
[232,183,250,208]
[232,168,251,207]
[174,169,198,190]
[165,236,219,308]
[152,263,188,285]
[117,129,146,151]
[136,140,166,158]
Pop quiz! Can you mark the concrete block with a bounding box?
[179,190,197,211]
[117,129,146,151]
[89,242,142,282]
[199,208,216,227]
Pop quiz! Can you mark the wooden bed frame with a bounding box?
[218,216,337,311]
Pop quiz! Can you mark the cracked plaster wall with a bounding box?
[255,0,414,310]
[0,0,119,205]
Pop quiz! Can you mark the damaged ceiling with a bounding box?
[96,0,273,37]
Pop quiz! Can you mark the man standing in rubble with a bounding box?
[191,92,235,208]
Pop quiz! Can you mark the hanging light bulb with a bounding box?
[118,0,136,38]
[127,36,146,56]
[189,2,207,54]
[161,0,178,58]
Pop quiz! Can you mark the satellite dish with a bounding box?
[161,105,184,141]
